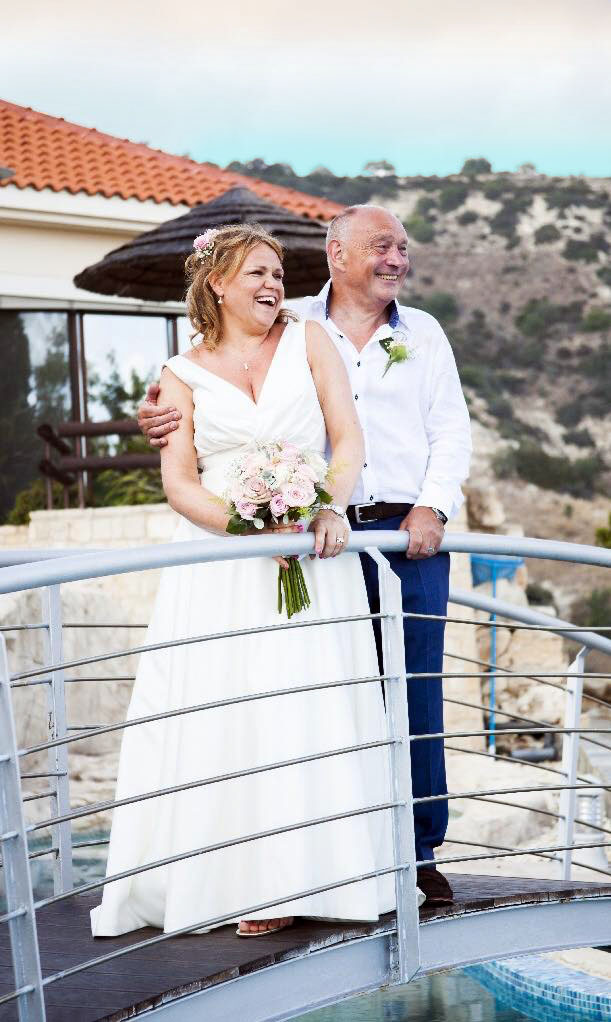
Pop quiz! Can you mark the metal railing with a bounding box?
[0,530,609,1021]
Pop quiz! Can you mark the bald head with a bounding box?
[325,204,409,307]
[326,204,406,248]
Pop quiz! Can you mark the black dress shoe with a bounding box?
[417,867,453,906]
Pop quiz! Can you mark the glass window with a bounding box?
[0,311,70,521]
[82,314,170,421]
[177,315,194,354]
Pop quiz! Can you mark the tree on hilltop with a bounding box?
[461,157,492,175]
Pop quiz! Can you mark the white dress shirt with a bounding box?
[290,282,472,520]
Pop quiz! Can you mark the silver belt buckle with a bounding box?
[355,502,376,524]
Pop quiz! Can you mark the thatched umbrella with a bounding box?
[74,187,332,300]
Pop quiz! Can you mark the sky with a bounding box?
[2,0,610,178]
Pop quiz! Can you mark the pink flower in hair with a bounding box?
[193,229,220,258]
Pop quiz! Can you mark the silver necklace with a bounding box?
[223,335,269,372]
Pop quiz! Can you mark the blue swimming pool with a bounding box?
[296,970,549,1021]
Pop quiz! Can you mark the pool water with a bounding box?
[296,970,535,1021]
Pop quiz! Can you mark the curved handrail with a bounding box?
[449,587,611,657]
[0,531,609,595]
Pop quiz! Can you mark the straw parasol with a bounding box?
[74,187,333,301]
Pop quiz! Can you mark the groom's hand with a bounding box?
[399,507,444,559]
[137,382,182,448]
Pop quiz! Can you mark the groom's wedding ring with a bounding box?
[427,545,436,554]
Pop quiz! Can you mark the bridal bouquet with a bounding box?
[224,441,333,618]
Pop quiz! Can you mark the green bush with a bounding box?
[514,298,559,338]
[595,512,611,549]
[415,195,437,215]
[459,364,488,390]
[546,180,605,211]
[571,587,611,628]
[556,399,583,427]
[513,442,603,498]
[526,582,554,606]
[514,297,582,339]
[489,193,532,241]
[461,158,492,176]
[564,234,608,262]
[414,291,459,323]
[457,210,478,225]
[439,183,469,211]
[582,307,611,332]
[511,339,547,368]
[578,342,611,379]
[482,179,507,200]
[6,478,75,525]
[404,215,434,243]
[534,224,561,244]
[596,266,611,285]
[491,449,516,479]
[93,469,164,507]
[563,428,594,448]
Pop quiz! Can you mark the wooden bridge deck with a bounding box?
[1,874,610,1022]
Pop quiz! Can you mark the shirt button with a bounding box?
[369,495,374,501]
[357,361,361,367]
[363,462,367,468]
[354,394,359,400]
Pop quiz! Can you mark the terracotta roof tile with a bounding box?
[0,99,342,221]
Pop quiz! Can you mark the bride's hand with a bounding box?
[260,521,302,571]
[308,510,349,559]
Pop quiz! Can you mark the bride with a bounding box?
[91,223,404,940]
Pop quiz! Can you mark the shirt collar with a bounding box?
[316,280,401,330]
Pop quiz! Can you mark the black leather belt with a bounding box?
[347,502,414,525]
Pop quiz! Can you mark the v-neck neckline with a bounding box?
[176,325,288,408]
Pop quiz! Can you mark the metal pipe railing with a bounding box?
[0,531,609,1020]
[19,674,390,757]
[28,739,397,833]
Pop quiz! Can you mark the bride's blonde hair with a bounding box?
[185,223,296,351]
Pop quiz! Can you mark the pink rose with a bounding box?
[292,466,318,486]
[245,453,266,475]
[279,443,299,462]
[281,482,316,508]
[235,500,257,520]
[243,475,270,501]
[270,494,289,517]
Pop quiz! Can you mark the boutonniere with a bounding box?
[379,330,416,377]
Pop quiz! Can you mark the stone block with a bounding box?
[147,511,175,540]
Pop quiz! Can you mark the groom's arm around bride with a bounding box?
[137,204,472,905]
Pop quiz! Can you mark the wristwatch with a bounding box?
[431,507,448,525]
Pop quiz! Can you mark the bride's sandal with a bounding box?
[236,916,294,937]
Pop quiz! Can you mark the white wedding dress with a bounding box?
[90,320,396,937]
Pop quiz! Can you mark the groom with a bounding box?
[137,205,472,905]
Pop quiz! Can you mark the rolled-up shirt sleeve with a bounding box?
[414,325,472,520]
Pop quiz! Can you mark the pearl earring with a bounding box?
[217,295,223,305]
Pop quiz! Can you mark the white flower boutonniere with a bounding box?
[379,330,416,378]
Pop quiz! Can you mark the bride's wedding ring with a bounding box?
[337,537,345,545]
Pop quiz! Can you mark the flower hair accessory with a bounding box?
[193,228,220,261]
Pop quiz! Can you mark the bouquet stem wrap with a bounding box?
[224,441,332,619]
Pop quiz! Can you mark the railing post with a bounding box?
[367,548,420,984]
[0,635,46,1021]
[41,586,73,893]
[558,647,585,881]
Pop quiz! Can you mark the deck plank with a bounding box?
[0,874,609,1021]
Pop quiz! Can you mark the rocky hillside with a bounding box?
[229,159,611,504]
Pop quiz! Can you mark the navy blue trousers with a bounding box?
[353,515,449,866]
